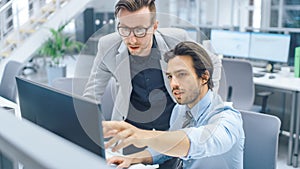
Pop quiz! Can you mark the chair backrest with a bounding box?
[0,61,23,102]
[241,110,281,169]
[51,77,115,120]
[222,58,254,110]
[217,67,228,101]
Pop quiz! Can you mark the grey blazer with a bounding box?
[83,28,221,120]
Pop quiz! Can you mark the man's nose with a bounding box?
[170,77,179,88]
[128,32,137,43]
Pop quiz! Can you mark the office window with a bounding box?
[269,0,300,28]
[270,10,279,27]
[7,20,13,29]
[28,2,33,16]
[284,10,300,27]
[6,7,12,18]
[247,0,262,29]
[271,0,279,6]
[285,0,300,5]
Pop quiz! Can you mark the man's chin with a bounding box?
[128,48,140,55]
[176,99,184,105]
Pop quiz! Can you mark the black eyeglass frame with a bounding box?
[117,24,153,38]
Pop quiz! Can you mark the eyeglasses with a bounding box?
[117,24,153,38]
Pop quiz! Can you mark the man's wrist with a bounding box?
[127,151,153,165]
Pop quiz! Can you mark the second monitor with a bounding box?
[249,32,291,63]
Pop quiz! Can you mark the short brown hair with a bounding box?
[164,41,214,90]
[114,0,156,23]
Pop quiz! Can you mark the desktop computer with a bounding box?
[295,47,300,78]
[16,77,106,158]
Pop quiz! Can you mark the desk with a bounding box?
[253,68,300,167]
[0,96,21,118]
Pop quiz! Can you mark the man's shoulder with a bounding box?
[99,32,122,46]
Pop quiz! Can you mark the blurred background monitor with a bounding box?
[210,29,251,58]
[249,33,291,63]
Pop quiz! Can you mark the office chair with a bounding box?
[217,67,228,101]
[0,60,23,103]
[178,110,280,169]
[241,110,281,169]
[222,58,272,112]
[221,58,255,110]
[0,60,23,169]
[51,77,115,120]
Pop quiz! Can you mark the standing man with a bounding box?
[103,41,244,169]
[83,0,221,152]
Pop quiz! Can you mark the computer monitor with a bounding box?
[210,29,251,58]
[16,77,106,158]
[249,32,291,64]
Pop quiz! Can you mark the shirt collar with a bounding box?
[185,90,213,121]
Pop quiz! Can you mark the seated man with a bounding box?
[103,41,245,169]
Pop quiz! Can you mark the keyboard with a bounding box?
[253,73,265,78]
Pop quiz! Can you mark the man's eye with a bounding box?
[167,75,172,79]
[134,28,145,34]
[177,72,187,78]
[123,27,130,31]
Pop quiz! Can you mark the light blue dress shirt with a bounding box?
[148,90,245,169]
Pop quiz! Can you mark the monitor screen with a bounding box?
[16,77,106,158]
[210,29,251,58]
[186,29,199,42]
[249,33,291,63]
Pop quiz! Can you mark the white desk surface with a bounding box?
[253,67,300,92]
[0,96,22,119]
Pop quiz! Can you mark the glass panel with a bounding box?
[288,33,300,66]
[285,0,300,5]
[283,10,300,28]
[271,0,279,5]
[7,20,12,29]
[270,10,279,27]
[249,0,254,5]
[249,11,253,27]
[6,7,12,17]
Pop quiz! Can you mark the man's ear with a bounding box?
[201,70,210,85]
[153,20,158,31]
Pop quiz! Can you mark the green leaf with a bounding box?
[38,21,84,66]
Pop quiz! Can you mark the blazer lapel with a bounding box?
[112,42,132,120]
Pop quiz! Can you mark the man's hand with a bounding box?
[103,121,189,157]
[103,121,153,152]
[106,150,153,168]
[107,156,135,169]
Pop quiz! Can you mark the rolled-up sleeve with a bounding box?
[147,148,172,164]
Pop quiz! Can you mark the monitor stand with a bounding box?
[260,61,278,73]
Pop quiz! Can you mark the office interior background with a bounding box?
[0,0,300,168]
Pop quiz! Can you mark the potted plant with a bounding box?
[38,22,83,85]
